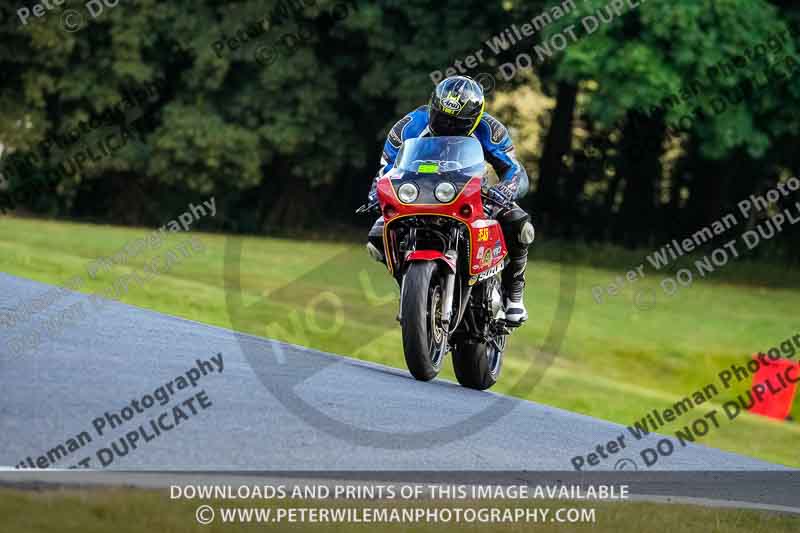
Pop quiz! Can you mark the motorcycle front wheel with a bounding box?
[400,261,447,381]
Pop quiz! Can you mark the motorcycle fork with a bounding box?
[395,227,416,323]
[440,271,456,330]
[395,227,461,328]
[440,227,461,332]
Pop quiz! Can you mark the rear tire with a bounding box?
[401,261,446,381]
[452,338,504,390]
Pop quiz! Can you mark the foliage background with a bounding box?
[1,0,799,264]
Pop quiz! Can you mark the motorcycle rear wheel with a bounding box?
[400,261,447,381]
[452,335,505,390]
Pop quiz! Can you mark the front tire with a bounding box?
[401,262,447,381]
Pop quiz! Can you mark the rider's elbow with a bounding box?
[514,168,530,199]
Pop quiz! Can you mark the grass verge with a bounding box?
[1,216,798,467]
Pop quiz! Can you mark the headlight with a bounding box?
[397,183,419,203]
[435,182,457,203]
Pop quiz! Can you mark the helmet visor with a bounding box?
[429,108,477,137]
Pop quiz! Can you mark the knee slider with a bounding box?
[519,221,535,245]
[368,217,385,238]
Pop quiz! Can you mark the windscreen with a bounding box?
[395,136,485,174]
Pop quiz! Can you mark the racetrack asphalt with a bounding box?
[0,273,788,472]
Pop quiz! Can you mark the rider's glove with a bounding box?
[367,189,378,205]
[488,183,514,207]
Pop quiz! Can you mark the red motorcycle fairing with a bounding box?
[405,250,457,272]
[376,174,508,281]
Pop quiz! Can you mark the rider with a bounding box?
[365,75,534,325]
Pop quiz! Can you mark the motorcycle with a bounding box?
[357,136,516,390]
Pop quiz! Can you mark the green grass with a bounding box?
[2,487,799,533]
[1,216,799,467]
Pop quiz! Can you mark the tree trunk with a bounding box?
[264,174,323,231]
[535,82,578,234]
[682,142,731,235]
[615,112,665,248]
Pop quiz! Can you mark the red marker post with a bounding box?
[748,354,800,420]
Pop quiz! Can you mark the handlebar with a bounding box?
[481,192,510,209]
[481,192,511,218]
[355,202,380,215]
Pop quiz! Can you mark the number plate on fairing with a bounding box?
[469,219,507,278]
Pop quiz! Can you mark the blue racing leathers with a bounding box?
[370,105,529,200]
[366,105,534,314]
